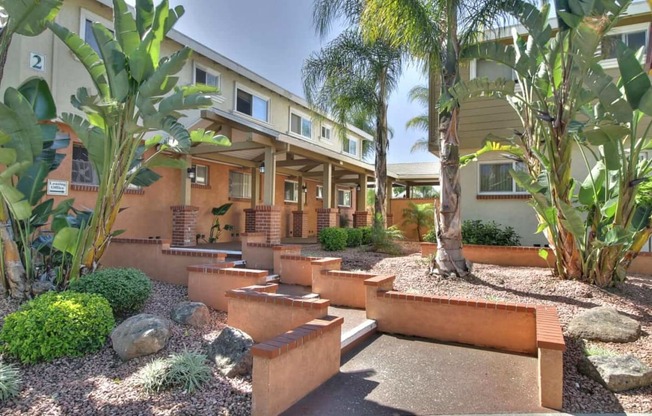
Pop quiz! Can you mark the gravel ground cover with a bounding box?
[0,282,251,416]
[304,242,652,414]
[1,242,650,414]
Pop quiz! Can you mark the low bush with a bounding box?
[345,228,363,247]
[318,227,348,251]
[423,228,437,243]
[461,220,520,246]
[135,351,212,394]
[0,362,21,402]
[68,268,152,316]
[369,215,404,255]
[0,292,115,364]
[360,227,372,245]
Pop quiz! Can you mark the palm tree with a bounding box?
[402,202,435,241]
[304,0,402,226]
[361,0,523,277]
[405,84,430,153]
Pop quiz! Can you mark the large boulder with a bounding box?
[111,314,171,360]
[568,306,641,342]
[170,301,210,327]
[579,355,652,392]
[208,327,254,378]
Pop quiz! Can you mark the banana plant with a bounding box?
[0,0,63,299]
[48,0,230,281]
[449,0,652,286]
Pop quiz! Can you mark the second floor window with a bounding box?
[343,137,358,156]
[321,126,332,140]
[290,112,312,139]
[236,87,269,122]
[602,30,647,60]
[473,59,516,82]
[195,66,220,89]
[229,171,252,199]
[72,145,99,185]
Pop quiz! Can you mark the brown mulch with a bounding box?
[303,242,652,414]
[0,282,251,416]
[1,242,650,414]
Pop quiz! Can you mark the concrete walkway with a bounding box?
[284,334,549,415]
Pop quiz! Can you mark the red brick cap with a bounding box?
[536,306,566,351]
[186,266,267,278]
[364,275,396,287]
[225,289,330,309]
[322,270,377,279]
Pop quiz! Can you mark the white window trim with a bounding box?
[289,108,313,140]
[320,123,333,141]
[193,62,225,104]
[477,160,529,196]
[316,185,323,199]
[600,23,649,69]
[79,8,113,42]
[284,180,299,203]
[470,58,522,93]
[229,170,252,199]
[234,82,271,124]
[192,163,209,186]
[342,136,359,157]
[337,189,352,208]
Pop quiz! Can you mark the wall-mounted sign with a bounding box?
[29,52,45,72]
[47,179,68,196]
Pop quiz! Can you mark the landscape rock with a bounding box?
[568,306,641,342]
[111,314,171,360]
[170,301,210,327]
[579,354,652,392]
[208,327,254,377]
[31,280,56,296]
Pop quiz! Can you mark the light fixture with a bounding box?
[259,162,265,174]
[187,167,196,180]
[356,184,362,192]
[302,185,308,193]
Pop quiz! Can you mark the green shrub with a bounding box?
[68,268,152,316]
[360,227,372,245]
[461,220,520,246]
[345,228,363,247]
[369,215,404,255]
[318,227,348,251]
[423,228,437,243]
[135,351,212,394]
[0,292,115,364]
[0,362,21,402]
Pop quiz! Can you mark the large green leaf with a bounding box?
[16,160,49,205]
[0,148,16,165]
[130,0,169,82]
[52,227,81,255]
[558,201,586,241]
[144,154,187,169]
[61,113,107,176]
[578,161,605,205]
[158,90,212,117]
[0,0,62,36]
[139,47,191,98]
[0,88,42,162]
[48,22,110,98]
[584,62,632,123]
[135,0,154,38]
[190,130,231,147]
[617,42,652,111]
[112,0,140,56]
[16,77,56,121]
[92,23,130,102]
[130,167,161,187]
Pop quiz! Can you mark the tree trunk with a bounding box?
[374,71,389,227]
[0,218,29,300]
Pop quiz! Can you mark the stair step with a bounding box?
[301,293,320,300]
[341,319,377,352]
[266,274,281,283]
[230,260,246,267]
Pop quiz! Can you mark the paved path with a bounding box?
[284,334,549,415]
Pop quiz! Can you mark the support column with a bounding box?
[250,166,260,209]
[316,208,338,233]
[181,155,192,205]
[354,173,370,228]
[292,211,309,238]
[297,176,304,208]
[244,209,256,233]
[170,205,198,247]
[322,163,332,208]
[254,205,281,244]
[263,147,276,205]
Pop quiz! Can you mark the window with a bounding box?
[284,181,298,203]
[229,171,252,199]
[191,164,208,186]
[80,10,113,55]
[342,137,358,156]
[72,145,99,185]
[478,161,527,194]
[601,30,647,60]
[290,111,312,139]
[321,125,332,141]
[337,189,352,207]
[236,86,269,122]
[471,59,516,82]
[316,185,323,199]
[194,65,220,89]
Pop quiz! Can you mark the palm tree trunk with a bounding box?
[0,205,28,299]
[374,71,389,227]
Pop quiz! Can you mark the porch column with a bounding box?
[406,184,412,199]
[354,173,371,228]
[386,178,394,226]
[322,163,332,208]
[170,157,198,246]
[254,205,281,244]
[181,155,192,205]
[293,176,309,238]
[263,147,276,205]
[245,166,261,233]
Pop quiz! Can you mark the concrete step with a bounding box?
[229,259,247,268]
[341,319,377,353]
[266,274,281,284]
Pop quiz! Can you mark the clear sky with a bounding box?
[149,0,438,164]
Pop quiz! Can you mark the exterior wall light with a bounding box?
[356,184,362,191]
[187,167,196,180]
[302,185,308,193]
[259,163,265,174]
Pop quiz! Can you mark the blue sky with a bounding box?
[153,0,438,164]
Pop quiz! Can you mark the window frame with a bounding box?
[234,82,271,123]
[316,185,323,199]
[284,180,299,203]
[191,163,209,186]
[289,108,313,140]
[600,23,649,69]
[71,144,99,186]
[469,58,521,92]
[337,189,352,208]
[477,160,528,196]
[228,170,252,199]
[79,8,113,52]
[320,123,333,141]
[342,136,359,157]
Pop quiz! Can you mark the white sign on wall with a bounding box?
[29,52,45,72]
[47,179,68,196]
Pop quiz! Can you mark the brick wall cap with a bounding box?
[254,205,282,212]
[112,238,163,245]
[226,290,330,309]
[251,316,343,358]
[163,249,228,259]
[272,245,302,251]
[280,255,320,261]
[364,275,396,286]
[322,270,377,279]
[241,232,266,237]
[316,208,339,213]
[170,205,199,211]
[292,210,307,215]
[310,257,342,266]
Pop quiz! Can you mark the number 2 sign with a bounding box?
[29,52,45,72]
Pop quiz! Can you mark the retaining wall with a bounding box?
[187,266,268,311]
[314,270,377,309]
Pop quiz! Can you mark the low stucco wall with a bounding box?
[421,243,651,275]
[277,255,319,286]
[226,289,330,342]
[102,239,228,285]
[313,270,376,309]
[252,316,343,416]
[187,266,268,311]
